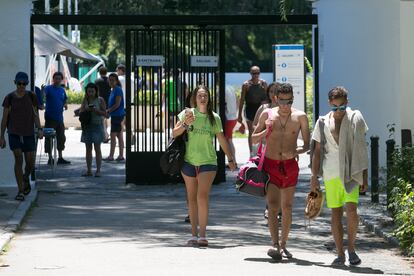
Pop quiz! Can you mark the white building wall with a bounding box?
[314,0,402,168]
[400,1,414,135]
[0,0,33,186]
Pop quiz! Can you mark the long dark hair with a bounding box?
[190,85,215,126]
[108,73,122,88]
[84,83,99,102]
[266,82,281,108]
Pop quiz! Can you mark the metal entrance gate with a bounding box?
[125,29,225,184]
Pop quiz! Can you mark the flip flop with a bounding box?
[348,251,361,266]
[94,172,101,177]
[15,193,25,201]
[187,236,198,246]
[103,157,115,162]
[82,171,93,177]
[331,255,345,266]
[197,237,208,247]
[267,247,282,261]
[281,248,293,259]
[23,175,31,195]
[116,156,125,162]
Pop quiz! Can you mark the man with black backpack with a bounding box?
[95,66,111,142]
[0,72,43,201]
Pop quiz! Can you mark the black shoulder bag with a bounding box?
[79,100,92,130]
[159,131,187,175]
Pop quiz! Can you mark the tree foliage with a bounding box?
[33,0,312,71]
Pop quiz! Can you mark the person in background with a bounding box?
[224,84,238,167]
[310,86,368,266]
[80,83,107,177]
[252,82,280,221]
[44,71,70,165]
[238,66,268,157]
[173,85,236,247]
[104,73,125,162]
[0,72,43,201]
[95,66,111,143]
[116,64,126,107]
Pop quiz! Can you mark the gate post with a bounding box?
[386,139,395,208]
[370,136,379,203]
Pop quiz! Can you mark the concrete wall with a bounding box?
[313,0,403,168]
[400,1,414,135]
[0,0,33,186]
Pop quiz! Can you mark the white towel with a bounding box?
[339,108,369,193]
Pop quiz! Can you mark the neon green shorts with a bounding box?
[324,177,359,208]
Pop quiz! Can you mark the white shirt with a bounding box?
[225,85,238,120]
[312,113,341,181]
[118,75,126,108]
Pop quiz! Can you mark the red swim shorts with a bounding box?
[224,119,238,139]
[263,157,299,189]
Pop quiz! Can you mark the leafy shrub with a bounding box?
[388,146,414,256]
[66,89,84,104]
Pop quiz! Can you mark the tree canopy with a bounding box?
[33,0,312,72]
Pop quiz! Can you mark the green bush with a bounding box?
[66,89,84,104]
[388,146,414,256]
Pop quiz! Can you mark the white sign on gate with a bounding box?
[190,56,218,67]
[136,55,165,67]
[273,44,305,111]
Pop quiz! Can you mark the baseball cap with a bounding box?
[15,72,29,83]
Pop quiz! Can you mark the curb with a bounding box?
[0,188,38,253]
[359,214,400,247]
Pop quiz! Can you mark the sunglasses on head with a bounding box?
[331,105,347,112]
[16,82,28,86]
[278,99,293,105]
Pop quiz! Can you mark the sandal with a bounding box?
[267,247,282,261]
[15,193,25,201]
[94,171,101,177]
[23,175,31,195]
[82,171,93,177]
[348,251,361,266]
[187,236,198,246]
[103,157,115,162]
[197,237,208,247]
[115,156,125,162]
[331,255,346,266]
[281,248,293,259]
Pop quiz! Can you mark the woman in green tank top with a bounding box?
[172,85,237,247]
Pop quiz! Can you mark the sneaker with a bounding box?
[264,209,268,219]
[57,158,71,165]
[47,158,54,165]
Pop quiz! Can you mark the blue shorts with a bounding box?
[181,162,217,177]
[8,134,36,152]
[111,115,124,133]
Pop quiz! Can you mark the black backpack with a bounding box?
[159,132,187,175]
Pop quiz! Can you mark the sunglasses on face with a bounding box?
[278,99,293,105]
[251,72,260,75]
[16,82,28,86]
[331,105,347,112]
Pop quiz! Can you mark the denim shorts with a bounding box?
[8,134,36,152]
[181,162,217,177]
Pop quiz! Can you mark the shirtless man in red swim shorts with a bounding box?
[252,83,310,261]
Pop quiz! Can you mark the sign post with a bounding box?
[273,44,306,111]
